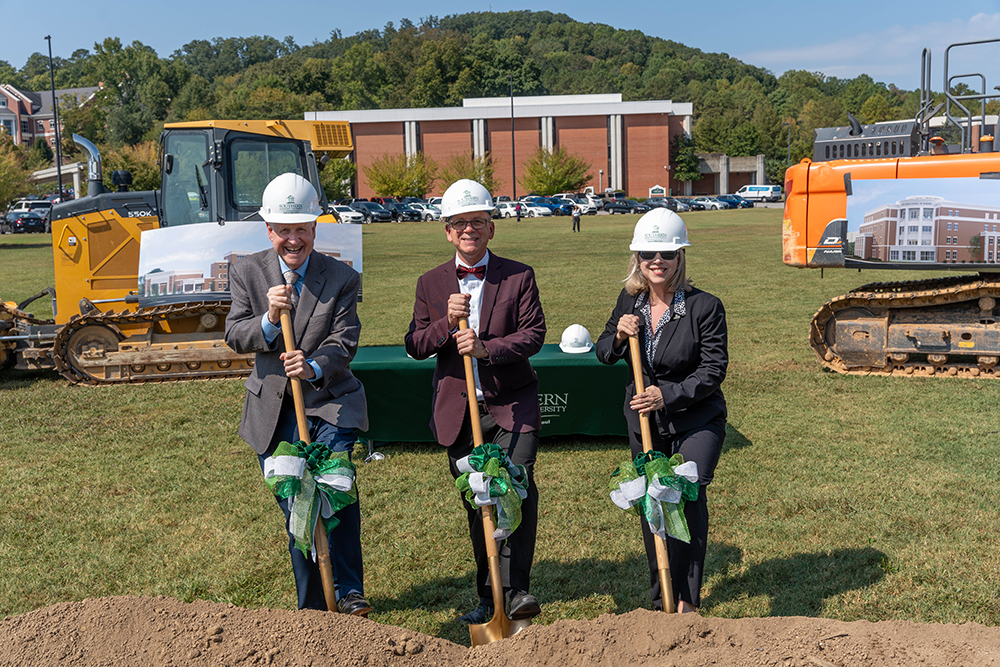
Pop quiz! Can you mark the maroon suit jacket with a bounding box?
[404,253,546,447]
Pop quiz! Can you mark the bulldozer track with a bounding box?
[811,273,1000,378]
[0,301,55,327]
[51,302,254,386]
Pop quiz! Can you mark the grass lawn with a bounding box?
[2,210,1000,645]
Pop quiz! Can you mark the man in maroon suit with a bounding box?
[405,179,546,625]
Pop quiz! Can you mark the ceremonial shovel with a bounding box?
[629,335,675,614]
[280,308,339,613]
[459,319,532,646]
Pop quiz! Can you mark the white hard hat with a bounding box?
[440,179,495,220]
[559,324,593,354]
[258,173,321,224]
[628,209,691,252]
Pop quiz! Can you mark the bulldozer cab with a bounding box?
[160,123,335,227]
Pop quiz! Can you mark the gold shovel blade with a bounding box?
[469,610,531,647]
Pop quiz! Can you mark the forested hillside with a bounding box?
[0,10,979,186]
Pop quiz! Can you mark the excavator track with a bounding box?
[811,273,1000,377]
[51,302,254,386]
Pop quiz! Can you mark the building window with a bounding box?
[0,98,6,108]
[890,250,900,260]
[923,208,933,219]
[921,251,935,261]
[922,225,931,233]
[921,239,931,245]
[909,209,920,219]
[20,120,29,134]
[36,120,44,132]
[903,250,916,261]
[909,225,918,232]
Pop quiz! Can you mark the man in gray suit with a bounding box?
[224,173,371,616]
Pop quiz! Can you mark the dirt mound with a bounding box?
[2,596,999,667]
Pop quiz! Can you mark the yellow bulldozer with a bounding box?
[0,119,353,384]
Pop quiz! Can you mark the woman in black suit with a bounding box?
[596,209,728,614]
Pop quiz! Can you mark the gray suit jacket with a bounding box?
[224,249,368,454]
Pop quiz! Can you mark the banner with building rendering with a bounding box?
[136,221,363,307]
[847,177,1000,270]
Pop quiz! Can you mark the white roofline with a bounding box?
[308,95,691,124]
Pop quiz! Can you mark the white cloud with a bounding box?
[741,13,1000,89]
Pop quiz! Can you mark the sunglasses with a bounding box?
[637,250,678,261]
[448,219,490,231]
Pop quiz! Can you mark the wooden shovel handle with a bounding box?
[458,319,508,620]
[628,335,675,614]
[280,309,339,613]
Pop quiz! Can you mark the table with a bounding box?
[351,344,629,443]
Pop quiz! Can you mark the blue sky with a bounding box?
[5,1,1000,91]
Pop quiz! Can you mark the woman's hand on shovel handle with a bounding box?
[630,385,663,414]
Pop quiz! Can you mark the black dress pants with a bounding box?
[447,405,539,600]
[629,414,725,609]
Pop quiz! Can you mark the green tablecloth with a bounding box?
[351,344,629,442]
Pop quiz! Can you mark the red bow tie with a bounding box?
[457,265,486,280]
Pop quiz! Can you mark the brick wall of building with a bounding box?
[420,119,473,165]
[623,113,672,198]
[553,116,607,194]
[487,117,540,199]
[352,123,405,199]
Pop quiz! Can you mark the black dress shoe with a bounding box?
[457,598,494,625]
[337,592,373,617]
[506,590,541,620]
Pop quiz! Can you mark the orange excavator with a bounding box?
[0,119,352,384]
[782,38,1000,377]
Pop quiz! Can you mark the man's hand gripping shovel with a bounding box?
[280,309,339,613]
[629,335,675,613]
[459,319,532,646]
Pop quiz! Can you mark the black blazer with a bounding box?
[595,287,727,436]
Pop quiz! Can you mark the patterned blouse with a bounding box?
[635,288,687,368]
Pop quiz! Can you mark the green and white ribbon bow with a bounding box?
[263,440,358,560]
[455,443,529,540]
[609,451,699,543]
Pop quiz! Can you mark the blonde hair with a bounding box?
[624,249,692,296]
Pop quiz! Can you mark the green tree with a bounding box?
[26,138,54,171]
[100,141,161,191]
[91,38,172,146]
[0,134,30,207]
[858,94,891,124]
[670,134,701,183]
[519,146,590,195]
[970,235,982,263]
[365,152,438,198]
[319,157,357,201]
[438,153,499,195]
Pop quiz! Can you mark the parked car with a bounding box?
[667,197,691,212]
[643,197,671,209]
[409,203,441,221]
[533,197,573,216]
[604,200,649,215]
[386,202,422,222]
[497,201,550,218]
[7,198,52,219]
[331,205,365,224]
[1,211,46,234]
[426,197,443,207]
[736,184,782,202]
[677,197,705,211]
[692,196,727,210]
[350,201,394,223]
[716,194,754,209]
[371,196,399,207]
[400,196,424,205]
[495,195,512,203]
[568,197,598,215]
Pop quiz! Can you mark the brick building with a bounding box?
[0,84,100,151]
[856,195,1000,263]
[308,94,694,199]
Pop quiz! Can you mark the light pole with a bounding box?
[599,169,603,192]
[45,36,63,200]
[509,74,515,200]
[782,122,791,168]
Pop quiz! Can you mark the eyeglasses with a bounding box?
[637,250,678,261]
[448,219,490,231]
